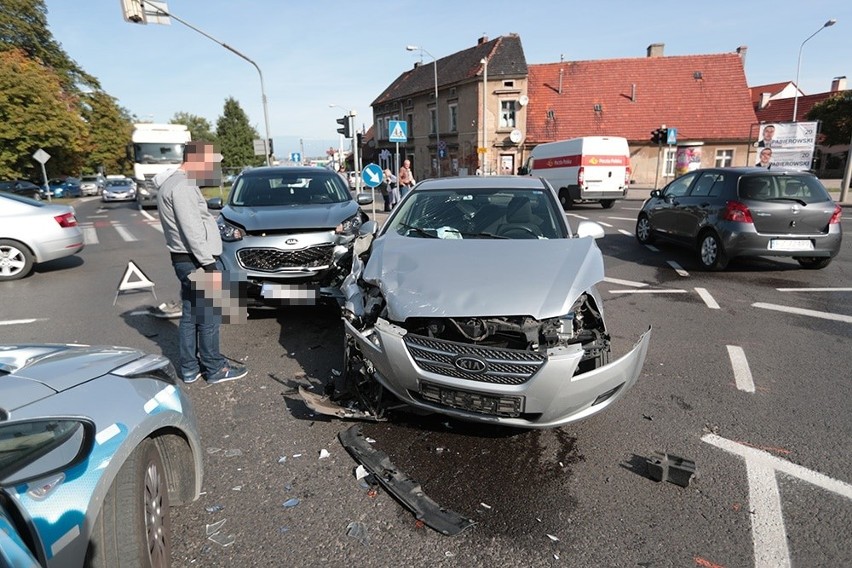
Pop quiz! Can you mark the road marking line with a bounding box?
[603,277,648,288]
[598,221,613,227]
[695,287,720,309]
[703,434,852,568]
[667,260,689,277]
[82,226,99,245]
[607,216,637,222]
[726,345,755,392]
[777,287,852,292]
[644,244,659,252]
[609,289,687,294]
[566,213,588,220]
[139,209,156,221]
[621,206,642,211]
[753,302,852,324]
[147,220,163,233]
[0,318,46,326]
[87,214,108,218]
[618,229,633,237]
[113,223,138,242]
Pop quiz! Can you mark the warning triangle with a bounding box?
[114,260,157,305]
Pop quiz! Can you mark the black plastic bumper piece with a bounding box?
[338,424,476,536]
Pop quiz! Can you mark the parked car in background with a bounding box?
[0,180,44,200]
[635,167,842,270]
[0,343,204,567]
[209,166,372,307]
[0,192,84,281]
[79,173,106,196]
[310,176,651,429]
[102,177,137,202]
[46,177,82,199]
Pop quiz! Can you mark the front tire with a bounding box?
[0,239,34,281]
[698,231,728,271]
[87,439,171,568]
[796,256,832,269]
[635,215,655,244]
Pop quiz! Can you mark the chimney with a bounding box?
[736,45,748,64]
[647,43,664,58]
[477,35,489,45]
[759,92,771,109]
[831,76,847,92]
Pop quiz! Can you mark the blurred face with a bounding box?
[184,143,223,186]
[403,160,411,168]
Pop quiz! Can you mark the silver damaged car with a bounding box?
[316,176,651,429]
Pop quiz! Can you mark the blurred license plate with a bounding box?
[769,239,813,251]
[260,283,318,304]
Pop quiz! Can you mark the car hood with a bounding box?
[0,344,146,410]
[222,201,360,231]
[362,234,605,321]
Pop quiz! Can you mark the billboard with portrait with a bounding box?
[753,122,818,170]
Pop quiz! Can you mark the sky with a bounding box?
[44,0,850,159]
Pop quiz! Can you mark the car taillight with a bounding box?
[721,201,753,223]
[577,166,585,189]
[625,166,631,187]
[54,212,78,228]
[829,204,842,224]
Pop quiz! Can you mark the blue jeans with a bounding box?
[173,260,225,381]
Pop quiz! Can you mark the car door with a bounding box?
[647,172,698,240]
[677,171,727,240]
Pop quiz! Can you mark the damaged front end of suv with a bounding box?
[305,179,651,429]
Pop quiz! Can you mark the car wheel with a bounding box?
[600,199,615,209]
[635,214,655,244]
[0,239,34,281]
[795,256,832,270]
[698,231,728,271]
[86,439,171,568]
[559,189,574,210]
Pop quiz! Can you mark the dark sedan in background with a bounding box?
[0,180,43,200]
[635,167,842,270]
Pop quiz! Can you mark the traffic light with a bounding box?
[120,0,147,24]
[650,127,669,145]
[267,138,274,155]
[336,115,352,138]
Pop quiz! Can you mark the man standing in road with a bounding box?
[157,140,247,385]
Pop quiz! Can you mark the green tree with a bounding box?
[807,91,852,146]
[171,112,216,143]
[216,97,263,170]
[0,48,88,180]
[81,90,134,175]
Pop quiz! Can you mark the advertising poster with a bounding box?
[753,122,818,170]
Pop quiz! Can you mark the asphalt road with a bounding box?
[1,196,850,567]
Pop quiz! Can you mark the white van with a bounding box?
[520,136,631,209]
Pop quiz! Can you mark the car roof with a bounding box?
[415,175,549,191]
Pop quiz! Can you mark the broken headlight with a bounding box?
[217,216,244,242]
[336,214,363,237]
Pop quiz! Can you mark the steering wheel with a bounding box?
[498,225,540,239]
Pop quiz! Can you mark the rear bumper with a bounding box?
[719,223,842,258]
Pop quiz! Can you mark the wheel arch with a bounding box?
[150,428,201,506]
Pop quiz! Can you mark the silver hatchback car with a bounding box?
[636,168,842,270]
[210,166,372,307]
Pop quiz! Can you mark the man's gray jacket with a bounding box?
[156,169,222,270]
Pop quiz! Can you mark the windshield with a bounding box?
[106,179,132,187]
[738,174,831,204]
[386,188,565,239]
[133,143,184,165]
[229,172,351,206]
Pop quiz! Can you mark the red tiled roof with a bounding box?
[526,53,757,145]
[754,91,837,123]
[749,81,793,105]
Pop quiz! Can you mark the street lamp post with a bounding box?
[130,3,272,166]
[480,57,488,175]
[793,18,836,121]
[406,45,441,177]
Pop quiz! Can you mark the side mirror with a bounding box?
[0,418,94,486]
[517,166,529,176]
[359,219,378,237]
[650,189,661,198]
[356,192,374,206]
[207,197,223,210]
[575,220,605,240]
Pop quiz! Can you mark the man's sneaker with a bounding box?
[148,301,182,319]
[206,364,247,384]
[183,372,202,384]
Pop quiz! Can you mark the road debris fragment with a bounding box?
[646,452,696,487]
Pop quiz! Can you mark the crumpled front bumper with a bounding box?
[343,317,651,429]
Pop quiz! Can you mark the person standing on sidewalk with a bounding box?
[157,140,247,385]
[398,159,414,199]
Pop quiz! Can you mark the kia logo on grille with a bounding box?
[285,238,299,245]
[454,355,488,374]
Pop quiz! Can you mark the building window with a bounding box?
[378,117,385,140]
[430,107,437,135]
[500,101,516,129]
[449,104,458,133]
[715,149,734,168]
[664,148,676,177]
[405,113,412,137]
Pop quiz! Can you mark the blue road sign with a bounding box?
[361,163,384,188]
[290,152,301,162]
[667,128,677,145]
[388,120,408,143]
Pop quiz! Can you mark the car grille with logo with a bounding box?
[418,381,524,417]
[237,243,335,272]
[403,333,545,385]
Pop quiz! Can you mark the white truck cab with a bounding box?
[520,136,631,209]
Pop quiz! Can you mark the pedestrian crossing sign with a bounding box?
[388,120,407,143]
